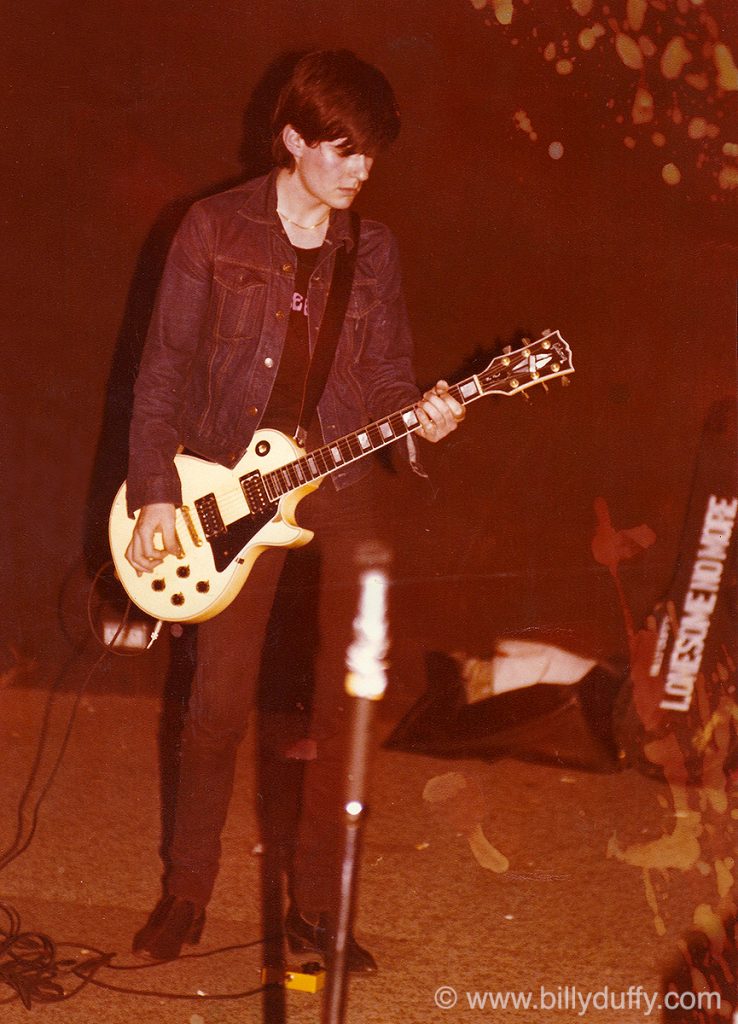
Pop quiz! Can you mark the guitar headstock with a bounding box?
[477,330,574,396]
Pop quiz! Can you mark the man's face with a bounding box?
[294,138,374,209]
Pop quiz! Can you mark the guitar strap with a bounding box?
[294,210,360,446]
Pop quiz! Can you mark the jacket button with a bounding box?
[282,263,293,274]
[264,357,274,368]
[247,405,259,417]
[275,309,285,320]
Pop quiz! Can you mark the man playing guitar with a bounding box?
[125,49,463,970]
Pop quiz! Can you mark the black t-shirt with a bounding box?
[262,245,322,439]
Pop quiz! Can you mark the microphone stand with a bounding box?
[322,545,390,1024]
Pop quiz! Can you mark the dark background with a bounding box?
[3,0,736,687]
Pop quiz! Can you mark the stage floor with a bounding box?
[0,679,734,1023]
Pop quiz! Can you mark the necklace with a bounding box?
[277,208,330,231]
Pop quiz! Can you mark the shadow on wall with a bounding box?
[81,49,306,585]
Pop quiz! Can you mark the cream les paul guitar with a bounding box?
[109,331,574,623]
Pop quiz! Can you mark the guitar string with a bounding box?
[187,407,431,518]
[178,375,504,517]
[133,343,571,606]
[170,346,571,525]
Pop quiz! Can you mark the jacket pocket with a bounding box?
[346,281,380,322]
[212,260,267,340]
[340,281,380,365]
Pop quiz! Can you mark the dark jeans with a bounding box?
[166,474,378,915]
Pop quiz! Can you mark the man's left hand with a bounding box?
[416,380,466,443]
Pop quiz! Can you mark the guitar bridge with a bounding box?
[180,505,203,547]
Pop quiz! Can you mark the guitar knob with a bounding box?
[152,579,166,591]
[561,376,571,387]
[196,581,210,594]
[171,593,185,606]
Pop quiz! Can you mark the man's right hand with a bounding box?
[125,502,183,575]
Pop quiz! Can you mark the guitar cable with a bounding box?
[0,898,270,1008]
[0,577,123,1003]
[0,561,162,875]
[0,565,269,1008]
[86,560,164,656]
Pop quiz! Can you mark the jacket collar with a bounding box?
[237,168,356,252]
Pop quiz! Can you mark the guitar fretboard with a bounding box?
[259,375,484,503]
[252,329,573,504]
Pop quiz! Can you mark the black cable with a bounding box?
[0,643,111,873]
[86,559,160,658]
[0,561,156,873]
[0,567,271,1007]
[0,624,269,1005]
[71,935,272,1000]
[0,903,273,1006]
[100,938,265,969]
[0,647,90,872]
[0,901,104,1007]
[69,972,267,1001]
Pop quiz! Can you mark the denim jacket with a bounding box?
[126,170,422,514]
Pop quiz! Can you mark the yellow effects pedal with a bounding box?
[261,961,326,994]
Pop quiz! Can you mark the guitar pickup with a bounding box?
[195,493,226,540]
[241,470,272,514]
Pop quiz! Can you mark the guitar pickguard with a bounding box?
[194,466,279,573]
[208,504,277,572]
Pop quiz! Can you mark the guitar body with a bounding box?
[108,429,319,624]
[109,332,574,625]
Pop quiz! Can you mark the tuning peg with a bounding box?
[541,381,549,394]
[521,390,530,402]
[561,375,570,387]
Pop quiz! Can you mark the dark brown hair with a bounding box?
[271,50,400,168]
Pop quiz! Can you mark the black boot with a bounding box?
[132,895,205,961]
[284,903,377,974]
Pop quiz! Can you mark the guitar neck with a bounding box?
[257,329,574,502]
[260,375,483,502]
